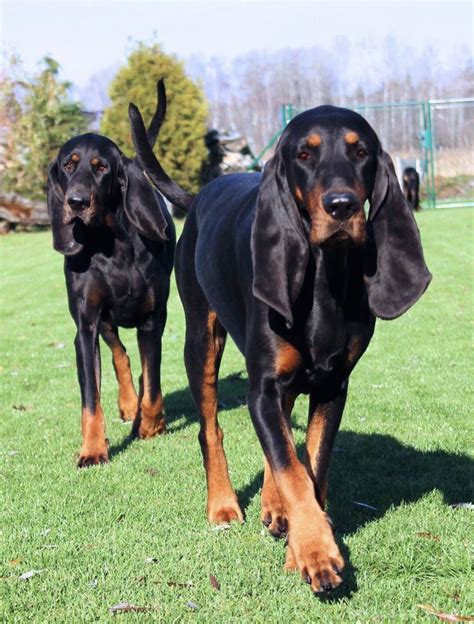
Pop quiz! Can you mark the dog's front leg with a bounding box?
[75,319,108,467]
[132,322,166,439]
[247,373,344,593]
[305,381,348,508]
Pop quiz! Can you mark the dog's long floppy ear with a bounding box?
[118,157,169,241]
[251,150,309,328]
[47,160,84,256]
[364,149,432,319]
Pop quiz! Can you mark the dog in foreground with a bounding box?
[47,82,175,467]
[129,93,432,593]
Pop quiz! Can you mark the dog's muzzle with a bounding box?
[322,191,361,221]
[63,193,97,225]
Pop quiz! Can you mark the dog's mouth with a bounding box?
[63,202,101,227]
[65,213,98,226]
[311,211,368,248]
[326,216,366,245]
[323,229,352,246]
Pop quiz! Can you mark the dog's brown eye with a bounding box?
[356,148,368,159]
[298,151,310,161]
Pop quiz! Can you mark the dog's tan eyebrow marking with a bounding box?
[345,131,359,144]
[71,153,80,162]
[306,133,322,147]
[90,157,100,166]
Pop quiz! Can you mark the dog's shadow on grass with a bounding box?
[108,372,247,459]
[109,374,473,601]
[164,371,248,432]
[236,427,473,601]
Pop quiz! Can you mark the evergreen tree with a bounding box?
[100,43,208,193]
[2,56,87,200]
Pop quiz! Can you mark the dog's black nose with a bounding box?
[322,192,359,220]
[67,195,90,210]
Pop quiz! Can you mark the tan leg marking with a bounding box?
[261,457,287,536]
[136,364,166,438]
[202,312,243,525]
[111,344,138,421]
[275,459,344,592]
[305,404,331,507]
[261,392,298,536]
[78,405,109,467]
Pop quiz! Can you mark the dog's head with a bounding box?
[47,133,169,256]
[251,106,431,326]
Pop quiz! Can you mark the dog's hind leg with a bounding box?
[186,305,243,525]
[100,321,138,422]
[176,229,243,525]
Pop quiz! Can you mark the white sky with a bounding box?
[2,0,473,88]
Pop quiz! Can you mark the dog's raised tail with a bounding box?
[129,96,194,211]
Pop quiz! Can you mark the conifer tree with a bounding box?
[100,43,208,193]
[2,56,87,200]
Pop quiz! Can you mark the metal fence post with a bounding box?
[421,101,436,209]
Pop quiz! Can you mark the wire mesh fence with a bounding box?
[254,97,474,208]
[429,99,474,208]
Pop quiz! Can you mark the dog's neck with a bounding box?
[315,244,350,305]
[301,243,363,366]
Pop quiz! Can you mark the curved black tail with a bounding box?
[146,79,166,149]
[129,85,194,211]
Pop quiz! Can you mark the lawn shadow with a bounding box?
[108,371,248,459]
[163,370,248,433]
[108,370,473,601]
[235,427,473,600]
[108,429,137,460]
[327,430,474,535]
[237,429,473,535]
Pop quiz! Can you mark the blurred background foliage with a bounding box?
[1,43,208,200]
[2,56,87,200]
[100,43,208,194]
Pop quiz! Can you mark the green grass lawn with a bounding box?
[1,209,473,623]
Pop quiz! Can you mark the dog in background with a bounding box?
[129,99,431,593]
[403,166,421,210]
[47,81,178,467]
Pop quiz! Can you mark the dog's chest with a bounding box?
[91,251,156,325]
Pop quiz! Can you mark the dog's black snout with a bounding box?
[67,195,90,210]
[322,192,359,220]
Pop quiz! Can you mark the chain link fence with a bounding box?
[254,98,474,208]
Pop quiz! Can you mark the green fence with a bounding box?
[250,97,474,209]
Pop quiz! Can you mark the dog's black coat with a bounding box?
[48,82,174,466]
[129,102,431,592]
[403,166,421,211]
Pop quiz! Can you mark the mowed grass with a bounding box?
[1,209,473,623]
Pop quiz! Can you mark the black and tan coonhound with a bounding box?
[47,81,175,467]
[403,166,421,211]
[129,100,431,592]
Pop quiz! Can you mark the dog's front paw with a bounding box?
[208,497,244,525]
[133,415,166,438]
[77,451,109,468]
[285,514,344,593]
[261,499,288,538]
[119,402,138,422]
